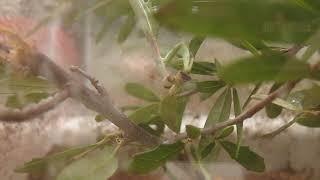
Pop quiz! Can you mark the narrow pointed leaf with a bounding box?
[186,125,201,139]
[170,60,216,75]
[155,0,320,43]
[232,89,243,158]
[57,146,118,180]
[220,141,265,172]
[160,95,188,132]
[196,80,225,99]
[252,94,301,111]
[265,83,284,118]
[125,83,160,102]
[129,142,184,174]
[129,103,159,124]
[205,87,232,127]
[189,36,205,58]
[118,13,136,43]
[219,53,310,84]
[216,126,234,139]
[15,144,97,173]
[295,113,320,128]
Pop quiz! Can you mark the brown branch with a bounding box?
[0,89,69,122]
[35,55,160,145]
[0,41,160,145]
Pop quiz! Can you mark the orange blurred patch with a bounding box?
[0,16,81,68]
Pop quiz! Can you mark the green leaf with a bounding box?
[191,61,216,75]
[95,114,107,122]
[129,142,184,174]
[15,144,97,173]
[219,53,311,84]
[295,113,320,128]
[228,39,266,55]
[95,0,132,43]
[232,88,243,158]
[155,0,320,43]
[179,43,192,72]
[129,103,159,124]
[164,43,184,65]
[196,81,226,99]
[200,142,216,160]
[118,13,136,43]
[216,126,234,139]
[186,125,201,139]
[265,83,284,118]
[205,87,232,127]
[125,83,160,102]
[139,116,165,136]
[189,36,205,58]
[24,92,50,104]
[6,94,23,109]
[288,85,320,110]
[57,146,118,180]
[170,60,216,75]
[252,94,302,111]
[220,141,265,172]
[160,95,188,133]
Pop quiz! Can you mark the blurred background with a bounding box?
[0,0,319,180]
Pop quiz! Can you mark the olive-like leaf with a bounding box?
[216,126,234,139]
[95,0,132,43]
[205,87,232,127]
[228,39,266,55]
[219,53,311,84]
[288,85,320,110]
[57,146,118,180]
[125,83,160,102]
[232,88,243,158]
[189,36,205,58]
[196,80,226,99]
[170,60,216,75]
[139,116,165,136]
[265,83,284,118]
[164,43,184,65]
[163,42,193,74]
[200,142,216,160]
[129,103,159,124]
[15,144,97,173]
[220,141,265,172]
[295,113,320,128]
[6,94,23,109]
[95,114,108,122]
[252,94,302,111]
[186,125,201,139]
[155,0,319,44]
[160,96,188,133]
[25,92,50,104]
[118,13,136,43]
[129,142,184,174]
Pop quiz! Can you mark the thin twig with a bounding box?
[261,117,298,139]
[170,81,298,142]
[148,34,168,78]
[0,89,69,122]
